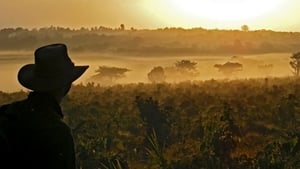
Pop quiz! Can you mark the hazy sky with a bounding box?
[0,0,299,31]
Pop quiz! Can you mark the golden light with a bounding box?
[173,0,283,21]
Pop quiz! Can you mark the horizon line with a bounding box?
[1,25,299,33]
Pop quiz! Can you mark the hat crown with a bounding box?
[34,44,74,78]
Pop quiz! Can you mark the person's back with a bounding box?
[0,44,89,169]
[2,93,74,169]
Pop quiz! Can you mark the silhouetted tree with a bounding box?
[89,66,130,85]
[148,66,166,83]
[214,62,243,76]
[290,52,300,76]
[164,60,199,82]
[130,27,137,31]
[175,60,197,70]
[241,25,249,32]
[120,24,125,31]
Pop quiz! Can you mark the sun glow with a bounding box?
[173,0,283,21]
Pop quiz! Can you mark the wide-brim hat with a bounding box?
[18,43,89,91]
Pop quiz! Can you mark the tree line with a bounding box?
[1,26,300,55]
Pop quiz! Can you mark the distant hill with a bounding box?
[1,26,300,56]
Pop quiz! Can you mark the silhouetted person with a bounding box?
[0,44,88,169]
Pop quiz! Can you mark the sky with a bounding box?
[0,0,300,31]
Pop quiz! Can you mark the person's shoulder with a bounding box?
[0,99,27,116]
[0,104,9,112]
[0,104,10,118]
[0,102,15,115]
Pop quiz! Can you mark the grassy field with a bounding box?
[1,76,300,169]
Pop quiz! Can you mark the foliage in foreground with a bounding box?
[2,77,300,168]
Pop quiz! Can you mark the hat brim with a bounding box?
[18,64,89,91]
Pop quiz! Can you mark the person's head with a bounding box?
[17,43,89,102]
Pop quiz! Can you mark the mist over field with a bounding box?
[1,27,299,92]
[0,51,292,92]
